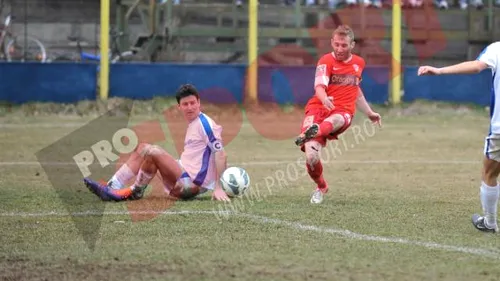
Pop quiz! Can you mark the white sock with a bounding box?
[133,170,154,189]
[108,164,135,190]
[480,182,499,227]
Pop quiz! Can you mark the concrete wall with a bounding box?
[3,0,144,54]
[0,0,487,65]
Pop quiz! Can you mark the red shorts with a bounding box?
[300,107,353,150]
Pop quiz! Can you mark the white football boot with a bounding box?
[310,189,324,204]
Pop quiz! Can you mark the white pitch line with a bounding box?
[238,160,480,165]
[0,160,481,167]
[0,210,228,217]
[1,209,498,259]
[239,213,500,259]
[0,123,88,128]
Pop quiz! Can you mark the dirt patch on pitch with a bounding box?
[0,257,334,281]
[0,258,171,281]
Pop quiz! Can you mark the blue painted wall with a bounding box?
[403,66,492,105]
[0,63,97,104]
[0,63,492,106]
[109,63,246,103]
[108,64,388,105]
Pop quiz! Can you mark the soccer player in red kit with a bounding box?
[295,25,382,204]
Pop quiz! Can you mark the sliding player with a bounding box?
[84,84,231,202]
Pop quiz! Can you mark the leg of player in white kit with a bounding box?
[472,138,500,232]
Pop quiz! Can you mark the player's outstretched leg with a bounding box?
[83,143,176,201]
[295,123,320,147]
[114,144,183,200]
[84,142,148,200]
[106,145,146,190]
[472,156,500,233]
[304,140,328,204]
[295,114,344,147]
[83,178,113,201]
[119,143,203,200]
[131,145,201,200]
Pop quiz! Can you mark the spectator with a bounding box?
[456,0,484,9]
[158,0,180,4]
[305,0,383,9]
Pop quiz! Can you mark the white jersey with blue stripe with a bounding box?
[180,112,223,188]
[477,42,500,134]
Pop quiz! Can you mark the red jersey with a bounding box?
[305,52,365,115]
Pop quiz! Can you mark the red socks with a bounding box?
[318,121,333,137]
[307,160,328,192]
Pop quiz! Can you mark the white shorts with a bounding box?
[484,134,500,162]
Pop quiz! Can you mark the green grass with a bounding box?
[1,102,499,281]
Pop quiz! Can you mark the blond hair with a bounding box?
[333,25,355,42]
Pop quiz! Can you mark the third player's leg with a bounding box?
[473,138,500,231]
[482,157,500,187]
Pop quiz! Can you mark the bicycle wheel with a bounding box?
[5,35,47,62]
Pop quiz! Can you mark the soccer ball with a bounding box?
[220,166,250,197]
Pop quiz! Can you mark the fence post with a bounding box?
[100,0,110,101]
[247,0,258,104]
[390,0,402,105]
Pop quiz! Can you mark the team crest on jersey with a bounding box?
[353,64,359,72]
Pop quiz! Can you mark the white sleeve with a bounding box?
[314,63,329,88]
[477,43,499,73]
[314,56,331,88]
[199,114,224,152]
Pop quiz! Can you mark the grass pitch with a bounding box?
[1,101,499,281]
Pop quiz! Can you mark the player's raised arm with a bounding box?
[418,61,488,76]
[418,43,499,76]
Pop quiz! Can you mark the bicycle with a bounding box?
[0,13,47,62]
[50,30,137,63]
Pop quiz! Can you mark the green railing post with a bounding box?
[294,0,302,46]
[115,1,127,51]
[488,0,493,36]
